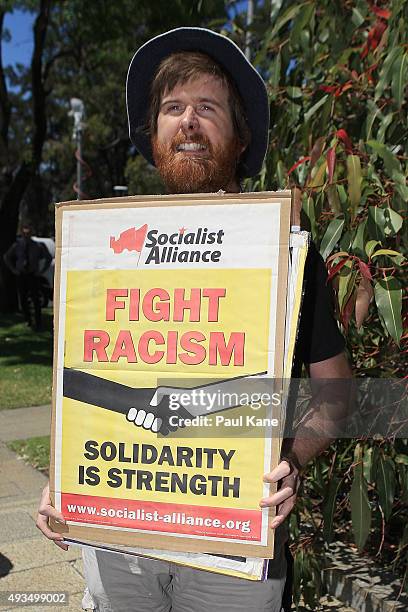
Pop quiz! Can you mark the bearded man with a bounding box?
[37,28,351,611]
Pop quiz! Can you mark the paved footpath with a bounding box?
[0,405,356,612]
[0,405,86,612]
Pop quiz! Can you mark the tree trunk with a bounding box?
[0,1,52,312]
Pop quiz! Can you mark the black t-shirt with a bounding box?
[292,242,345,376]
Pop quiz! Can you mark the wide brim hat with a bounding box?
[126,27,269,178]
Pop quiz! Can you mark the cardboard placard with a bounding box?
[51,191,291,558]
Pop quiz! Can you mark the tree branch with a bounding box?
[43,49,73,84]
[31,0,52,166]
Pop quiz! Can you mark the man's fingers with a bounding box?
[263,460,291,483]
[38,504,65,523]
[259,485,294,508]
[36,514,66,541]
[36,481,69,549]
[270,495,297,529]
[36,513,69,549]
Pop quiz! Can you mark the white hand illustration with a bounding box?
[126,408,162,432]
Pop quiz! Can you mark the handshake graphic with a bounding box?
[63,369,268,435]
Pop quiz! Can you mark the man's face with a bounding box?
[152,74,243,193]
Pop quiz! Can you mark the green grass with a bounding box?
[8,435,50,474]
[0,310,53,409]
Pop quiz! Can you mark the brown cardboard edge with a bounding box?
[50,521,275,559]
[50,190,291,557]
[275,194,291,380]
[54,190,292,209]
[50,206,63,508]
[264,192,291,556]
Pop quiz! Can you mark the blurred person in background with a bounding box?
[3,222,52,331]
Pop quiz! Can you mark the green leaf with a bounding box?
[351,219,367,258]
[363,446,379,483]
[371,249,406,265]
[365,100,383,142]
[338,259,354,311]
[393,174,408,202]
[304,95,329,123]
[376,113,394,144]
[367,141,402,177]
[326,185,342,215]
[339,229,352,252]
[367,207,387,241]
[397,464,408,504]
[395,454,408,466]
[308,160,327,189]
[351,7,365,27]
[350,462,371,550]
[319,217,345,261]
[322,476,341,543]
[287,86,302,98]
[254,3,307,64]
[302,193,317,240]
[346,155,362,218]
[374,277,403,345]
[269,51,282,93]
[391,51,408,108]
[383,207,403,236]
[375,46,402,101]
[276,159,285,188]
[290,2,315,42]
[376,455,396,521]
[337,184,347,205]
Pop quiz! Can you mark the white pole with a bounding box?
[76,125,82,200]
[245,0,254,60]
[69,98,85,200]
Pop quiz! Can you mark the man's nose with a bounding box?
[180,106,199,133]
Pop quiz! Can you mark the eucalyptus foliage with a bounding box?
[235,0,407,606]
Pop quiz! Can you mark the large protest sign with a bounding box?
[51,191,291,558]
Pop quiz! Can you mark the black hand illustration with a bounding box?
[63,368,189,435]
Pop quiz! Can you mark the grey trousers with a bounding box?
[82,546,286,612]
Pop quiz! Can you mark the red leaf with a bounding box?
[336,129,353,153]
[370,5,391,20]
[371,20,387,47]
[358,260,373,281]
[327,257,349,282]
[340,81,353,94]
[326,147,336,184]
[361,20,387,58]
[287,156,311,176]
[310,137,326,171]
[355,277,374,328]
[320,85,337,94]
[341,292,356,332]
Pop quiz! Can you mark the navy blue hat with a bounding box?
[126,27,269,178]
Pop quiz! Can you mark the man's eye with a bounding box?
[167,105,182,112]
[198,105,212,112]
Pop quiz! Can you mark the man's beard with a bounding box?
[152,132,240,194]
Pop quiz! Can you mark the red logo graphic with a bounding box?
[110,224,148,254]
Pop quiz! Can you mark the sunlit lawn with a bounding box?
[0,309,53,409]
[7,435,50,475]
